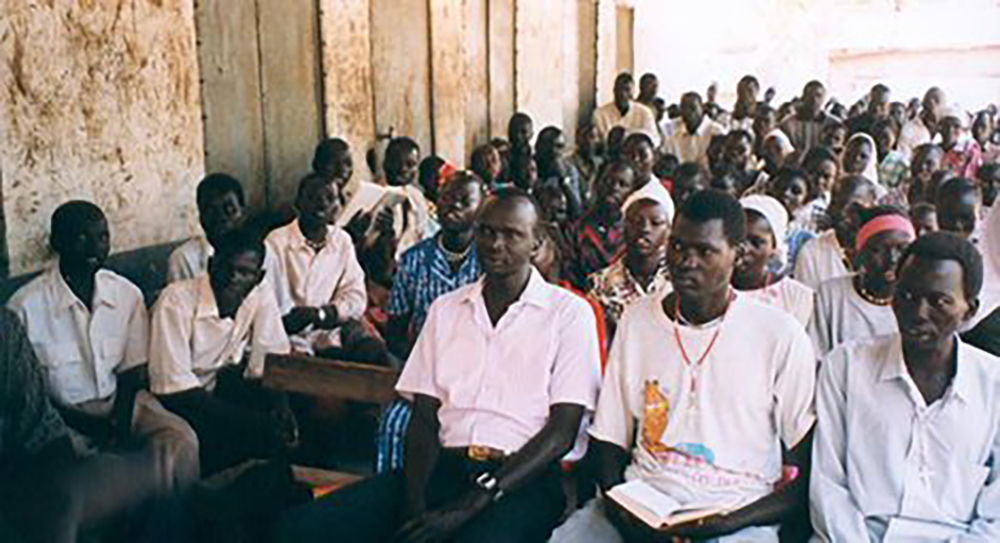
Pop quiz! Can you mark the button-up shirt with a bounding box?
[168,236,213,283]
[7,267,148,409]
[396,268,602,453]
[149,276,290,395]
[387,234,481,337]
[264,220,367,352]
[812,335,1000,541]
[592,101,661,146]
[586,256,670,326]
[660,116,728,168]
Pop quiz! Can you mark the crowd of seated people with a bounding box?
[4,70,1000,543]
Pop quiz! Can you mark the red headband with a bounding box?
[855,215,916,251]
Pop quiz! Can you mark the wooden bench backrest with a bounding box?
[262,353,400,404]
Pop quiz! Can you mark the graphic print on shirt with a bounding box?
[641,380,671,454]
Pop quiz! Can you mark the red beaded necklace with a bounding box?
[672,290,735,409]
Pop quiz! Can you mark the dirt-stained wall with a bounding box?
[0,0,204,275]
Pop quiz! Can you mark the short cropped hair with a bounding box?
[677,189,746,246]
[213,227,267,267]
[623,132,655,150]
[51,200,106,253]
[197,173,245,211]
[801,146,839,173]
[484,186,543,235]
[385,137,420,161]
[295,171,336,201]
[936,177,979,205]
[898,231,983,300]
[311,138,350,173]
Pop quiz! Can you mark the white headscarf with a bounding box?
[622,179,675,224]
[740,194,790,265]
[846,132,880,186]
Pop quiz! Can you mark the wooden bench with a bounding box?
[262,353,400,492]
[262,353,400,404]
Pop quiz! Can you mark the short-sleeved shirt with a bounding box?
[168,236,213,283]
[592,101,661,146]
[396,268,602,454]
[739,276,815,328]
[7,267,148,409]
[942,140,984,179]
[586,257,670,326]
[793,230,852,290]
[590,294,816,514]
[264,220,367,351]
[660,117,728,168]
[812,335,1000,541]
[0,308,70,464]
[809,274,897,357]
[387,235,481,337]
[149,276,291,395]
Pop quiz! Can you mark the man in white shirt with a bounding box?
[265,172,367,355]
[795,175,877,289]
[593,73,660,147]
[552,190,817,543]
[812,232,1000,541]
[661,91,728,169]
[168,173,246,283]
[7,201,198,490]
[275,188,602,543]
[151,229,294,475]
[898,87,946,160]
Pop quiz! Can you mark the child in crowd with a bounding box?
[905,143,945,205]
[768,168,818,273]
[909,202,939,237]
[733,194,815,326]
[799,146,840,232]
[940,112,983,179]
[819,119,848,159]
[469,143,503,190]
[936,177,982,242]
[873,118,908,189]
[570,160,635,287]
[669,162,709,206]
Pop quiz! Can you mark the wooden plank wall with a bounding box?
[429,0,468,166]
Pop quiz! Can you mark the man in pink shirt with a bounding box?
[275,188,603,543]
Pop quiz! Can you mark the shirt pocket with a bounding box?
[34,341,93,406]
[939,460,990,522]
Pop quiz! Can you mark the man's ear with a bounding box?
[964,296,981,324]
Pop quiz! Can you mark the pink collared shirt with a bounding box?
[396,268,602,454]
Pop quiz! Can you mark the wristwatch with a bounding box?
[474,472,505,502]
[316,307,328,325]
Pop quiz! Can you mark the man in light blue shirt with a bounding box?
[812,231,1000,541]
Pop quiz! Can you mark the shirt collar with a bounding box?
[194,275,221,319]
[879,334,973,404]
[461,267,553,309]
[48,264,118,310]
[291,219,333,250]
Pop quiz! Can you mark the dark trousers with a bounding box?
[273,452,565,543]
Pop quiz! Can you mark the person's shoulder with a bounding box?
[617,292,666,330]
[816,274,853,296]
[6,269,53,310]
[400,236,436,262]
[265,220,297,245]
[780,277,816,299]
[733,294,802,330]
[96,269,144,303]
[958,340,1000,383]
[154,277,201,312]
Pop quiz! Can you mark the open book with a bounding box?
[336,182,409,244]
[606,480,745,529]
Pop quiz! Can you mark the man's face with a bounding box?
[386,148,420,186]
[922,89,945,122]
[200,191,245,244]
[681,96,704,130]
[724,135,752,169]
[893,256,975,352]
[889,102,907,127]
[869,88,890,116]
[811,159,838,196]
[668,216,737,300]
[297,179,341,226]
[60,217,111,276]
[639,76,658,101]
[874,124,896,157]
[475,198,539,277]
[511,120,534,149]
[625,201,670,259]
[737,79,759,105]
[821,126,848,157]
[938,192,979,239]
[210,249,265,302]
[940,117,962,148]
[614,79,634,106]
[581,126,603,154]
[753,111,776,142]
[829,182,875,232]
[803,84,826,114]
[911,209,939,238]
[437,180,482,233]
[672,172,708,206]
[857,229,912,291]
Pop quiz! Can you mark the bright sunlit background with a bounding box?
[634,0,1000,112]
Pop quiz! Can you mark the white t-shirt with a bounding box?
[793,230,852,290]
[809,274,898,357]
[738,277,815,328]
[590,294,816,513]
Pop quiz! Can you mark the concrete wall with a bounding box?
[0,0,204,275]
[1,0,606,275]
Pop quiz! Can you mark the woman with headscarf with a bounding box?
[734,194,815,327]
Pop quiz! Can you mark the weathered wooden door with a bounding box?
[195,0,325,210]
